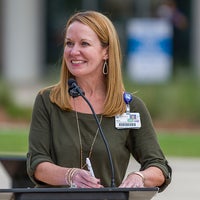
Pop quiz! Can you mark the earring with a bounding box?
[103,60,108,75]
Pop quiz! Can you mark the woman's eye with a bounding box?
[66,41,74,47]
[82,42,89,46]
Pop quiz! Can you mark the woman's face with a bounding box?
[64,21,108,79]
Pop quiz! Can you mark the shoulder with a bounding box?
[129,94,153,123]
[37,86,55,99]
[34,86,54,107]
[130,94,147,110]
[129,93,152,119]
[39,86,53,97]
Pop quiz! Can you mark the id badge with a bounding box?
[115,112,141,129]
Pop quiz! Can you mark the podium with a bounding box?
[0,156,34,188]
[0,187,159,200]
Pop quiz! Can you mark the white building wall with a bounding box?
[2,0,45,84]
[191,0,200,79]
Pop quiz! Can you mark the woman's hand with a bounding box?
[119,172,144,188]
[71,169,103,188]
[34,162,104,188]
[119,167,165,188]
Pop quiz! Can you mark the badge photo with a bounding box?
[115,112,141,129]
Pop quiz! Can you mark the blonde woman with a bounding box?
[27,11,171,192]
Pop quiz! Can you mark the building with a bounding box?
[0,0,199,89]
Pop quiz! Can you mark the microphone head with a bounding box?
[68,78,77,87]
[68,78,85,98]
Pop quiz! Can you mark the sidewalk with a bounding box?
[155,157,200,200]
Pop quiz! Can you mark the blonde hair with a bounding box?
[49,11,126,116]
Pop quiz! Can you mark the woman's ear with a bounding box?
[103,47,109,60]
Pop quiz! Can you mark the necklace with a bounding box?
[74,102,103,169]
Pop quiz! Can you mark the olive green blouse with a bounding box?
[27,89,171,192]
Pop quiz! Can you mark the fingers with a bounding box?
[72,169,103,188]
[119,181,144,188]
[119,173,144,188]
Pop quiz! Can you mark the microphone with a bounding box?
[68,78,115,187]
[68,78,85,98]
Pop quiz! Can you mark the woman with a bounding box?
[27,10,171,191]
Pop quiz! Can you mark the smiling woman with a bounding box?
[27,11,171,192]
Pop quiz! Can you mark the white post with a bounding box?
[2,0,45,84]
[191,0,200,80]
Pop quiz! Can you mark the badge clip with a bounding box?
[123,92,133,113]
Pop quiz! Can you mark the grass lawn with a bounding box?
[158,130,200,157]
[0,128,200,157]
[0,128,28,156]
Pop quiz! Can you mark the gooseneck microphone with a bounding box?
[68,78,115,187]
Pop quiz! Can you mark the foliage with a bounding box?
[1,68,200,123]
[124,71,200,123]
[0,81,32,121]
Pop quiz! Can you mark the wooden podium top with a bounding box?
[0,187,159,200]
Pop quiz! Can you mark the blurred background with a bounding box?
[0,0,199,126]
[0,0,200,199]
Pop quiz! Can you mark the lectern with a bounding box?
[0,187,159,200]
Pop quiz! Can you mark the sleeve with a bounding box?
[26,91,54,186]
[126,96,172,192]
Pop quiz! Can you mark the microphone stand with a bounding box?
[68,80,115,187]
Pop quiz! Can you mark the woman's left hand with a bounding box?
[119,172,144,188]
[119,167,165,188]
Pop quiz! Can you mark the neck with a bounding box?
[75,76,106,98]
[71,76,106,114]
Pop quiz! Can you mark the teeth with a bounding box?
[72,60,84,64]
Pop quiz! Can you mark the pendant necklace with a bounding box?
[74,100,103,169]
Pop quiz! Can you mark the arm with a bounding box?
[119,166,165,188]
[121,96,171,191]
[35,162,68,186]
[34,162,103,188]
[27,91,102,188]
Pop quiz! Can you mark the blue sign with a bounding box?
[127,18,173,83]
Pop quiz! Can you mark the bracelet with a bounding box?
[64,168,78,187]
[131,171,145,183]
[64,169,70,185]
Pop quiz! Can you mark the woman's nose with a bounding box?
[70,44,81,55]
